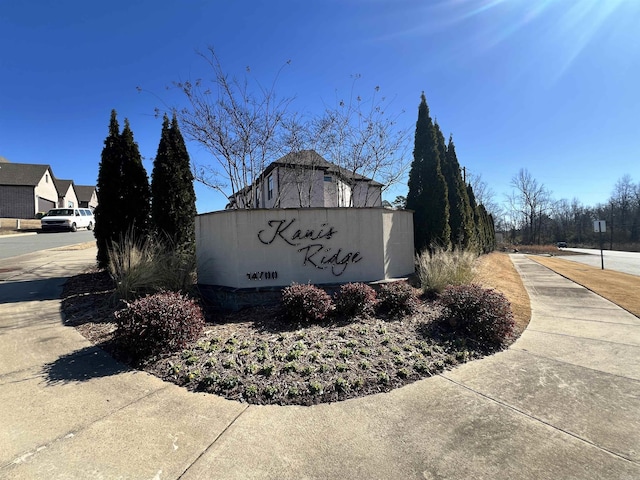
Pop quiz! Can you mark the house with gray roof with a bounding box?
[0,162,59,218]
[75,185,98,209]
[53,178,79,209]
[0,159,98,218]
[227,150,383,209]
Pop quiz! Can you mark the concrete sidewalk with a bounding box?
[0,250,638,479]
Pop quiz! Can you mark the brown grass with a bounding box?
[528,256,640,317]
[473,252,531,335]
[500,243,582,256]
[0,218,41,235]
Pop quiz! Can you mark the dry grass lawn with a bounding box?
[0,218,41,235]
[528,255,640,317]
[473,252,531,335]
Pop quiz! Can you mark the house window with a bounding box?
[267,175,273,200]
[324,175,332,182]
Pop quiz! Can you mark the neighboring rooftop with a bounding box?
[53,178,74,193]
[0,162,52,186]
[268,150,383,186]
[75,185,96,201]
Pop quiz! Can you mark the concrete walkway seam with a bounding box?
[523,328,640,348]
[526,257,640,318]
[511,346,640,384]
[176,404,251,480]
[1,384,173,471]
[440,373,640,466]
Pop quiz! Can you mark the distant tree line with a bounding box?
[504,170,640,250]
[405,93,495,254]
[94,110,196,268]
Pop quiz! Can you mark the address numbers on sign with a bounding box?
[246,271,278,281]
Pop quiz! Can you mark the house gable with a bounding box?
[228,150,383,209]
[54,178,79,208]
[75,185,98,209]
[0,162,59,217]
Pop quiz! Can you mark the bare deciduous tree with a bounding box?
[467,171,503,226]
[311,78,410,206]
[172,51,410,209]
[174,47,295,208]
[509,168,552,244]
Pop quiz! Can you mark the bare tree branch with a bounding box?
[174,47,295,208]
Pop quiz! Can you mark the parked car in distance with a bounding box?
[41,208,95,232]
[557,241,567,248]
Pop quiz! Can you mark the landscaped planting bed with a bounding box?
[61,270,515,406]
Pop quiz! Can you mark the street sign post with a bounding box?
[594,220,606,269]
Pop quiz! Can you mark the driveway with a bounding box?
[1,249,639,479]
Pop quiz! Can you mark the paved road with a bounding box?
[0,230,95,260]
[561,248,640,276]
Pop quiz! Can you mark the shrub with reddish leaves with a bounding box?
[438,284,514,349]
[281,283,333,323]
[334,282,377,318]
[376,281,419,317]
[114,291,205,359]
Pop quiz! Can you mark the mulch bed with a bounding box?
[61,270,510,406]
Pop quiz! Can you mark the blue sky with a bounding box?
[2,0,639,215]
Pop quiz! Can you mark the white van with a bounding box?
[41,208,95,232]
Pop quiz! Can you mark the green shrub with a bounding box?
[333,282,377,317]
[438,284,514,349]
[377,282,419,317]
[281,283,333,323]
[416,246,477,295]
[114,291,204,359]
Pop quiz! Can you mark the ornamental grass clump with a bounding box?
[376,282,420,317]
[333,282,377,318]
[108,230,157,301]
[108,230,196,301]
[416,246,477,295]
[281,283,334,323]
[114,290,205,360]
[438,284,515,350]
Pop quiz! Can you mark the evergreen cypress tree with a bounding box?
[467,183,495,252]
[151,114,197,253]
[120,118,151,240]
[434,122,447,167]
[477,204,491,253]
[443,134,475,249]
[406,93,450,253]
[466,183,480,250]
[94,110,122,268]
[485,211,496,252]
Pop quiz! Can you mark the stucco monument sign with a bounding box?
[196,208,414,308]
